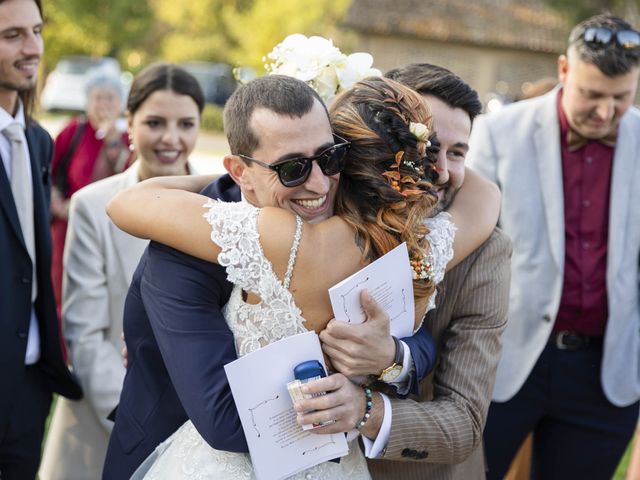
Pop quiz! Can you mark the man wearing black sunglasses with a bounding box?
[468,13,640,480]
[235,134,350,188]
[105,75,436,478]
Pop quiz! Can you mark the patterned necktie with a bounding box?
[4,123,37,302]
[566,127,617,152]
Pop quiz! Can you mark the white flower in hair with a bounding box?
[410,122,431,143]
[264,33,382,104]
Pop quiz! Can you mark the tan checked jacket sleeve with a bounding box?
[367,228,512,480]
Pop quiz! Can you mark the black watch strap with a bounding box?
[392,336,404,366]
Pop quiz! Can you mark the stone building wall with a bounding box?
[356,34,560,106]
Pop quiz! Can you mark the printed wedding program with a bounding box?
[224,331,348,480]
[329,242,415,338]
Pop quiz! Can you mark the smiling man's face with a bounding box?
[236,99,339,223]
[424,94,471,211]
[0,0,43,111]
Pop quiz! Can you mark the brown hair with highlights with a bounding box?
[331,76,439,304]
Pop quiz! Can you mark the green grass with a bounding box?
[42,395,57,451]
[614,440,632,480]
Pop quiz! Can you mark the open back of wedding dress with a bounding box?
[132,200,453,480]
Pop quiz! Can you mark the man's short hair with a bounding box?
[224,75,328,157]
[385,63,482,122]
[568,14,640,76]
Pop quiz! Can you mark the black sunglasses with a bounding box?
[580,27,640,50]
[237,134,351,187]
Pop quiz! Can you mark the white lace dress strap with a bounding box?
[202,200,307,356]
[423,211,456,313]
[203,199,303,294]
[203,199,262,292]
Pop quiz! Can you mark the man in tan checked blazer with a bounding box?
[320,64,512,479]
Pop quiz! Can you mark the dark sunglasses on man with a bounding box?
[237,134,351,187]
[578,26,640,50]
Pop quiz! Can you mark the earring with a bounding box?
[128,134,135,152]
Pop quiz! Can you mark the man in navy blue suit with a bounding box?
[0,1,82,478]
[103,75,435,479]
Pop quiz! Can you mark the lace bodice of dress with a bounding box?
[423,211,456,313]
[203,200,308,357]
[204,202,455,342]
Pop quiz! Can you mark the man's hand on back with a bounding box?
[320,291,395,377]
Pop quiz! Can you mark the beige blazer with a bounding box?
[368,228,512,480]
[40,161,198,479]
[40,163,146,479]
[468,90,640,406]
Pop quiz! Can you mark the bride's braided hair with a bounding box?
[330,77,439,303]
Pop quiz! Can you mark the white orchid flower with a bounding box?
[312,66,340,103]
[265,33,381,104]
[336,52,382,91]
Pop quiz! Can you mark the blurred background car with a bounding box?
[180,61,238,106]
[41,56,130,112]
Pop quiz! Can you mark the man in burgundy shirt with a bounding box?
[468,13,640,480]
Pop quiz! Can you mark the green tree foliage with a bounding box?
[42,0,154,71]
[41,0,353,74]
[152,0,351,70]
[150,0,237,63]
[221,0,352,71]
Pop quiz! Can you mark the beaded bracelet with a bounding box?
[355,385,373,430]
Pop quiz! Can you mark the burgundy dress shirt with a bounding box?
[554,91,614,337]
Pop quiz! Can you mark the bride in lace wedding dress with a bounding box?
[108,77,499,479]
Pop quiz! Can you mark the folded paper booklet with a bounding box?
[328,242,415,338]
[224,330,348,480]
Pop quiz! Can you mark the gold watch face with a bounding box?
[379,364,402,382]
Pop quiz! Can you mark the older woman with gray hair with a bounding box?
[49,72,132,316]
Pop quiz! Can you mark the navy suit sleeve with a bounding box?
[141,241,248,452]
[400,325,437,397]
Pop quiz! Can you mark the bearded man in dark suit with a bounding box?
[0,1,82,478]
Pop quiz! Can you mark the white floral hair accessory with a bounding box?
[410,122,431,146]
[264,33,382,104]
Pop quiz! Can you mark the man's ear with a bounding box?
[557,55,569,84]
[224,154,252,190]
